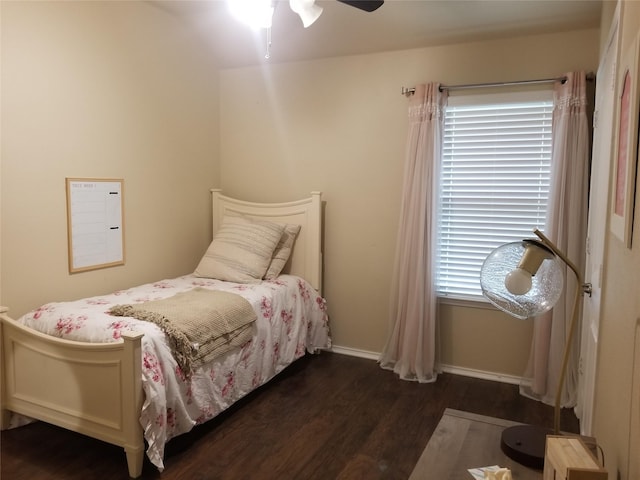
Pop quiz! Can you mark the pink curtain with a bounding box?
[520,72,590,407]
[379,83,446,383]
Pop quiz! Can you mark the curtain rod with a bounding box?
[400,72,595,96]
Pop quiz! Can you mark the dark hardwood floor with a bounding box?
[1,352,579,479]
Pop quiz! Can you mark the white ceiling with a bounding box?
[150,0,603,68]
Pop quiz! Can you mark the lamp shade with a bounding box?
[480,239,564,319]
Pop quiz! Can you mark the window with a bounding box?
[436,91,554,299]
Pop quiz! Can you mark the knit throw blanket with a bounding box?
[109,288,257,376]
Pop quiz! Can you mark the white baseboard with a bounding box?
[329,345,527,386]
[439,364,527,386]
[330,345,380,361]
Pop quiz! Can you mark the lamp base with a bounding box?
[500,424,552,470]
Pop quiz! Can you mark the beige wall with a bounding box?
[592,2,640,478]
[219,29,600,377]
[3,0,638,477]
[0,1,219,317]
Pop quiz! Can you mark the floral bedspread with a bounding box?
[16,274,331,471]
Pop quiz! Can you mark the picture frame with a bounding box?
[611,31,640,249]
[629,317,640,480]
[66,177,125,273]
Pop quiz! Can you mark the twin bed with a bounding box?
[0,189,330,478]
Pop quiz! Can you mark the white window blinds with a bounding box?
[437,92,554,298]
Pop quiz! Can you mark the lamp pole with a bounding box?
[533,229,592,434]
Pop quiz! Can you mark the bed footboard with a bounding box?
[0,307,145,478]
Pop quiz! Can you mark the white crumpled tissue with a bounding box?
[467,465,513,480]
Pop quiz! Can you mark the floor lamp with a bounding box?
[479,228,591,470]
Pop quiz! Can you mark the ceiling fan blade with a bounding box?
[336,0,384,13]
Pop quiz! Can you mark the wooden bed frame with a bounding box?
[0,189,323,478]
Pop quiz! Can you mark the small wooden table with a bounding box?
[409,408,542,480]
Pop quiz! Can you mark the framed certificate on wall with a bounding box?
[66,177,125,273]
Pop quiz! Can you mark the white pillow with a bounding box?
[195,215,284,283]
[264,223,301,279]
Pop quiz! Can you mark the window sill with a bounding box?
[437,295,498,311]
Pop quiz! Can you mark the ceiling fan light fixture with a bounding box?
[228,0,275,29]
[289,0,323,28]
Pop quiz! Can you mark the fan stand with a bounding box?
[500,424,552,470]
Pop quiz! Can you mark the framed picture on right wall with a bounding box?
[611,31,640,249]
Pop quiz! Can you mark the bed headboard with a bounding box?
[210,189,323,293]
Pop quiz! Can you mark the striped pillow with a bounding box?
[195,215,284,283]
[264,223,301,279]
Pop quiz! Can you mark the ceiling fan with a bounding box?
[228,0,384,59]
[229,0,384,30]
[290,0,384,27]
